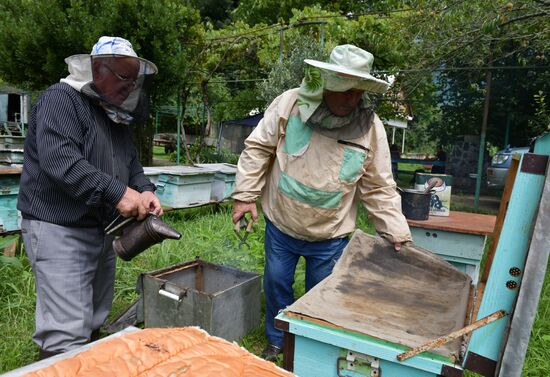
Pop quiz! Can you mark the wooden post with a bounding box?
[474,53,493,209]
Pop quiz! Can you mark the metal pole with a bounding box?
[474,63,493,209]
[279,28,284,63]
[176,93,181,165]
[392,127,396,145]
[155,110,159,136]
[320,23,325,49]
[401,129,406,155]
[504,114,510,148]
[20,95,24,133]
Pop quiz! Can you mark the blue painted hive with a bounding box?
[0,171,21,232]
[155,166,215,208]
[195,163,237,201]
[276,231,472,377]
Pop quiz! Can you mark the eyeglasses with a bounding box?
[103,64,137,87]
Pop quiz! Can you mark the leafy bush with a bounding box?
[258,35,328,104]
[170,142,239,165]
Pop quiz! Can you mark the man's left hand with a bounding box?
[141,191,163,216]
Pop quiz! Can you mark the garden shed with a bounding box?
[0,85,30,136]
[217,112,264,154]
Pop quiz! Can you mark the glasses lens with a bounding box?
[105,65,136,86]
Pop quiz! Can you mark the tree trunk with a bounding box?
[133,117,154,167]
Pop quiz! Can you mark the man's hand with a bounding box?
[116,187,149,220]
[141,191,163,216]
[232,200,258,224]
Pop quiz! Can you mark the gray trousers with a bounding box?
[21,219,116,353]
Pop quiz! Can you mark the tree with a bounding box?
[258,35,327,104]
[189,0,238,28]
[389,0,550,148]
[0,0,204,164]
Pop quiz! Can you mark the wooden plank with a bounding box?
[466,152,547,364]
[285,311,348,333]
[464,282,486,346]
[397,310,506,362]
[480,156,519,283]
[0,166,22,175]
[407,211,496,236]
[463,158,520,347]
[499,155,550,376]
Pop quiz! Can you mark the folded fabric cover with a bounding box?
[23,327,294,377]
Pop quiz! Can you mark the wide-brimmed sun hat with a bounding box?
[90,36,157,75]
[304,44,389,93]
[60,36,158,124]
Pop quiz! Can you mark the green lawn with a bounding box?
[0,199,548,375]
[153,145,172,160]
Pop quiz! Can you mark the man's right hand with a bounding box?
[232,200,258,224]
[116,187,149,220]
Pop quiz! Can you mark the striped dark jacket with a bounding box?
[17,83,155,227]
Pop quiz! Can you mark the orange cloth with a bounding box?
[23,327,294,377]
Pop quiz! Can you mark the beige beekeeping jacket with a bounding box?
[233,88,411,243]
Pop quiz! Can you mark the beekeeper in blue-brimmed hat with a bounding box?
[18,36,162,359]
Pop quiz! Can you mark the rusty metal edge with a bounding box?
[520,153,548,175]
[464,352,497,376]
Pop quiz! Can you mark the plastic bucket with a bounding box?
[399,188,431,220]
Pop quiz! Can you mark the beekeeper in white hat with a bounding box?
[230,44,411,360]
[18,36,162,359]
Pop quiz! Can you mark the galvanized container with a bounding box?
[142,259,261,342]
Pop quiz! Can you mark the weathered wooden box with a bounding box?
[155,167,215,208]
[0,136,25,150]
[141,259,261,342]
[195,163,237,201]
[0,149,24,165]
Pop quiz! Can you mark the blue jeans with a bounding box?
[264,218,349,347]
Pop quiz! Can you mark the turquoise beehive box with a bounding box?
[195,163,237,201]
[155,166,215,208]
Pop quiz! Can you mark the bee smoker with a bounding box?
[105,214,181,261]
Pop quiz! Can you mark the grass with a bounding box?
[153,145,172,161]
[0,180,548,375]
